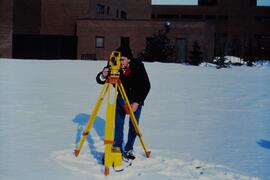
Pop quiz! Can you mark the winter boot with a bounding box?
[123,150,136,160]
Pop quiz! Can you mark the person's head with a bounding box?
[116,46,134,70]
[120,56,130,69]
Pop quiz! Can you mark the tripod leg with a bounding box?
[104,84,117,145]
[74,83,109,157]
[104,84,122,175]
[118,83,151,158]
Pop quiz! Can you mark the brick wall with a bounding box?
[40,0,89,35]
[40,0,152,35]
[0,0,13,58]
[76,19,215,61]
[127,0,151,19]
[13,0,41,34]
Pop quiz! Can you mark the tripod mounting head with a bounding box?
[108,51,121,76]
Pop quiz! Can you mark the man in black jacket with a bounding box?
[96,47,150,160]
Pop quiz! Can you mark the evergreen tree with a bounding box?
[189,41,203,66]
[214,39,229,69]
[216,55,227,69]
[139,29,174,62]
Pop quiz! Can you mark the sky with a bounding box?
[152,0,270,6]
[152,0,197,5]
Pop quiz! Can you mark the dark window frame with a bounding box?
[95,36,104,48]
[96,4,105,14]
[120,10,127,19]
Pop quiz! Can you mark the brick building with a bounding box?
[0,0,13,58]
[0,0,269,61]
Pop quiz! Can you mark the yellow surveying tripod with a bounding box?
[74,51,151,176]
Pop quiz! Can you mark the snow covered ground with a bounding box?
[0,59,269,180]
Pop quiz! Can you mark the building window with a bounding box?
[218,15,228,20]
[175,38,187,63]
[157,14,179,19]
[81,54,96,60]
[214,33,228,56]
[181,14,203,20]
[121,11,127,19]
[121,37,130,47]
[255,16,270,22]
[96,4,105,14]
[116,9,119,17]
[198,0,217,6]
[205,15,216,20]
[107,7,110,15]
[96,36,104,48]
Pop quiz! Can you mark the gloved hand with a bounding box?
[124,102,139,114]
[102,67,109,78]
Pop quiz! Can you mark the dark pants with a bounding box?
[113,95,142,152]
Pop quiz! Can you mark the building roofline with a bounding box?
[76,18,206,23]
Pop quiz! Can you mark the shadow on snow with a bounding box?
[257,139,270,149]
[73,113,105,164]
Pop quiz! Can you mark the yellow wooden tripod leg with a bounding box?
[118,83,151,158]
[104,84,114,175]
[74,83,109,157]
[103,84,122,175]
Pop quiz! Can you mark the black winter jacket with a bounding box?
[96,60,151,105]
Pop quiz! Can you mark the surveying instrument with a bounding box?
[74,51,151,176]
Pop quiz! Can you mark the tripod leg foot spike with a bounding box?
[104,167,110,176]
[74,149,80,157]
[146,151,151,158]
